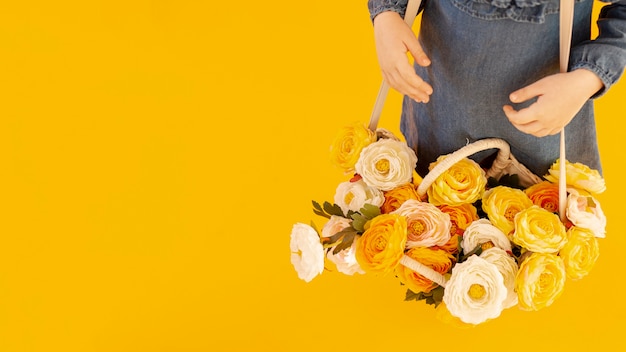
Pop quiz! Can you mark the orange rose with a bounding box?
[435,234,461,255]
[381,183,420,214]
[396,247,455,293]
[438,203,480,236]
[355,214,407,274]
[525,181,560,213]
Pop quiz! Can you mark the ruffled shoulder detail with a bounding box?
[450,0,582,23]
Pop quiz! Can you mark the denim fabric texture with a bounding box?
[367,0,626,176]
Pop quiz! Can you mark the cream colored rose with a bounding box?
[559,226,600,280]
[355,139,418,191]
[566,188,606,238]
[544,159,606,195]
[427,156,487,206]
[480,247,519,309]
[515,253,566,311]
[320,215,352,239]
[482,186,534,236]
[513,205,568,254]
[391,199,451,248]
[443,255,507,325]
[461,219,512,253]
[327,236,366,276]
[290,223,325,282]
[333,179,385,215]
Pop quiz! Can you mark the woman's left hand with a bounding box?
[503,69,604,137]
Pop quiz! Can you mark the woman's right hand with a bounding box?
[373,11,433,103]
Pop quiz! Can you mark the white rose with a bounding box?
[462,219,512,253]
[355,139,418,191]
[443,255,507,325]
[290,223,325,282]
[327,237,365,275]
[391,199,451,248]
[333,179,384,214]
[566,188,606,238]
[480,247,519,309]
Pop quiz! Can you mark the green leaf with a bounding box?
[351,213,368,233]
[360,203,381,219]
[312,200,331,219]
[323,201,345,217]
[405,289,423,302]
[326,227,358,246]
[460,244,483,262]
[332,232,357,254]
[431,286,445,307]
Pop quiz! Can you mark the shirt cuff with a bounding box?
[368,0,408,23]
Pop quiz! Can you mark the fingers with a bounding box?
[405,38,431,67]
[373,11,433,103]
[509,79,545,104]
[384,67,432,103]
[503,104,560,137]
[380,48,432,102]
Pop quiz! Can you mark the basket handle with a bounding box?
[557,0,575,222]
[416,138,515,197]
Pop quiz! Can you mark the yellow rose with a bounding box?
[482,186,533,236]
[329,122,377,174]
[524,181,560,213]
[355,214,407,274]
[559,226,600,280]
[381,183,420,214]
[396,247,455,294]
[516,252,566,311]
[544,159,606,195]
[427,157,487,206]
[438,203,480,236]
[513,206,567,254]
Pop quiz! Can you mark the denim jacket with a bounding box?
[368,0,626,95]
[366,0,626,176]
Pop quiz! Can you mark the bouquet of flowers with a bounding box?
[290,122,607,326]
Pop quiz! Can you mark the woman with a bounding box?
[369,0,626,176]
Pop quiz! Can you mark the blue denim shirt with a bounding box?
[367,0,626,176]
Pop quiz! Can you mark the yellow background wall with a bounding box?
[0,1,623,351]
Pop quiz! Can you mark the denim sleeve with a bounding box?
[368,0,409,22]
[570,0,626,97]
